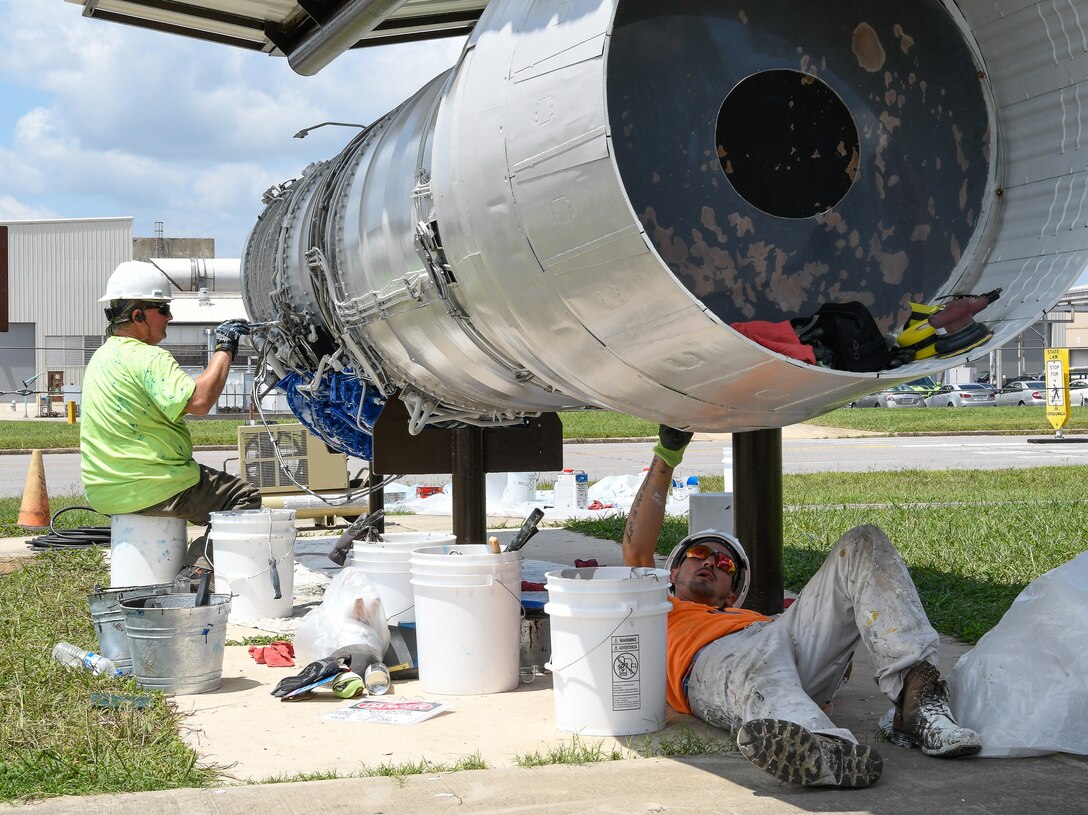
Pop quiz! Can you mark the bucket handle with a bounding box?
[546,607,635,674]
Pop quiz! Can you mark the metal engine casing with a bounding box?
[243,0,1088,452]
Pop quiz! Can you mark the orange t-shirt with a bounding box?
[666,596,770,714]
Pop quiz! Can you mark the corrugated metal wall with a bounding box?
[5,217,132,333]
[2,217,132,393]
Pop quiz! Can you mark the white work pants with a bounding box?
[684,524,938,743]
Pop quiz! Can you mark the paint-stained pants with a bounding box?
[684,524,938,743]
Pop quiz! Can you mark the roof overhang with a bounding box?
[65,0,484,74]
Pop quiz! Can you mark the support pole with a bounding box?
[451,426,486,544]
[732,429,784,615]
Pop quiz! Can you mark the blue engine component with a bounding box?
[277,370,386,460]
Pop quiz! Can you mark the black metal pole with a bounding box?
[368,483,385,535]
[732,428,784,615]
[451,426,486,544]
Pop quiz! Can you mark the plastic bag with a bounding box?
[293,568,390,666]
[947,550,1088,757]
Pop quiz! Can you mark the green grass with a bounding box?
[564,466,1088,644]
[515,736,625,767]
[0,495,109,539]
[808,405,1085,434]
[0,549,216,802]
[0,405,1079,450]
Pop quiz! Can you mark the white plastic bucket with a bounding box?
[208,509,296,621]
[410,544,522,695]
[109,514,187,587]
[545,566,672,736]
[349,532,456,624]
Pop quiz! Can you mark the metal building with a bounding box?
[0,217,132,410]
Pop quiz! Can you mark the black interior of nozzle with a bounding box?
[607,0,993,332]
[717,70,859,219]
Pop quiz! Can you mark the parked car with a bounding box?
[1003,373,1043,387]
[994,380,1045,407]
[1069,380,1088,406]
[851,384,928,408]
[924,383,997,408]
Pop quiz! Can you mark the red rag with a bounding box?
[730,320,818,365]
[521,581,547,592]
[248,641,295,667]
[574,559,600,568]
[265,641,295,667]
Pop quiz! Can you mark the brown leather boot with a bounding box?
[890,661,981,757]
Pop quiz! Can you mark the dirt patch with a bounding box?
[0,556,27,575]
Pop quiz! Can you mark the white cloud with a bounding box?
[0,1,464,255]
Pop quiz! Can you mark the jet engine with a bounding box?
[242,0,1088,457]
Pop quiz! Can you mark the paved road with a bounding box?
[6,434,1088,498]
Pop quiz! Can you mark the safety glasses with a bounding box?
[153,304,172,316]
[684,543,737,575]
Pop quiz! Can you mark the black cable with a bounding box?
[26,505,112,551]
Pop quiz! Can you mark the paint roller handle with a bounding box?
[505,507,545,553]
[195,571,212,607]
[268,557,283,600]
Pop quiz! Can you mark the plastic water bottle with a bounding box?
[363,662,391,695]
[686,475,701,495]
[51,642,119,677]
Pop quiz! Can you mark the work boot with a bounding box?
[888,661,981,757]
[737,719,883,788]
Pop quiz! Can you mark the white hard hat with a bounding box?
[664,528,752,609]
[98,261,173,303]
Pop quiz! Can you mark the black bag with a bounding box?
[792,301,890,372]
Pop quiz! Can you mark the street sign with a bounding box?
[1045,348,1070,430]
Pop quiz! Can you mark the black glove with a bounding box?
[213,319,251,359]
[271,656,345,698]
[653,424,694,469]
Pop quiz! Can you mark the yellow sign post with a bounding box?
[1045,348,1070,432]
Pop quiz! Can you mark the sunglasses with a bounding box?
[684,543,737,575]
[153,304,172,316]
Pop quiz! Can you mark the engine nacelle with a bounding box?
[243,0,1088,456]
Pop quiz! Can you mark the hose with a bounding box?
[26,505,112,551]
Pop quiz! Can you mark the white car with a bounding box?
[994,380,1046,407]
[1070,380,1088,406]
[924,383,996,408]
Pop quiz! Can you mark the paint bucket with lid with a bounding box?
[208,509,296,621]
[410,544,523,694]
[108,514,187,587]
[545,566,672,736]
[349,532,456,624]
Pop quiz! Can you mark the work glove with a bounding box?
[270,656,345,698]
[213,319,252,359]
[653,424,694,469]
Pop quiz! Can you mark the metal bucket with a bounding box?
[120,593,231,694]
[87,583,173,675]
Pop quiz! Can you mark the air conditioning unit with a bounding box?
[237,423,348,495]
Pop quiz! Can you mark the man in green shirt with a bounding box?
[81,261,261,569]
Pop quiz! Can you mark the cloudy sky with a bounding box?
[0,2,465,257]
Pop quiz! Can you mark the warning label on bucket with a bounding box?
[611,634,640,711]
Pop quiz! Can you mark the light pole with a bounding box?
[21,371,46,418]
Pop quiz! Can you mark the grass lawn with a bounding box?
[0,549,216,801]
[0,404,1077,450]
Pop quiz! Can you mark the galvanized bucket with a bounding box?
[87,583,173,675]
[120,593,231,694]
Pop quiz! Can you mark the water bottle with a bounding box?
[51,642,119,677]
[363,662,391,695]
[686,475,701,495]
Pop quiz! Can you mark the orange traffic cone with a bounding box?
[18,449,50,530]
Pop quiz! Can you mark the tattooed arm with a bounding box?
[622,454,675,567]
